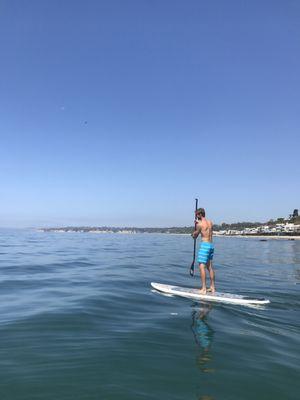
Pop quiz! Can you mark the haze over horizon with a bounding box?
[1,206,297,230]
[1,1,299,228]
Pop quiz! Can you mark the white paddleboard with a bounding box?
[151,282,270,306]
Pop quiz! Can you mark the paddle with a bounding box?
[189,198,198,277]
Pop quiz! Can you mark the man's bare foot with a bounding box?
[199,288,207,295]
[207,287,216,294]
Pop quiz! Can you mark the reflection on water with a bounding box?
[198,396,214,400]
[191,303,214,373]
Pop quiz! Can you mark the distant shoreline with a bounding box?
[39,229,299,240]
[214,234,300,240]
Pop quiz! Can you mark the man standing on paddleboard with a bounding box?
[192,208,215,294]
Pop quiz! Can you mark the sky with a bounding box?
[0,0,299,227]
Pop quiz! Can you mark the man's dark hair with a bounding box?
[197,208,205,217]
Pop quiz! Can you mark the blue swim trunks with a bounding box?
[198,242,214,265]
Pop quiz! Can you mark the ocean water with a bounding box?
[0,229,299,400]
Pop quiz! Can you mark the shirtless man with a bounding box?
[192,208,215,294]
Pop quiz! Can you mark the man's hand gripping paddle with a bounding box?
[190,198,198,277]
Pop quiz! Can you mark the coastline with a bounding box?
[38,229,300,239]
[214,234,300,240]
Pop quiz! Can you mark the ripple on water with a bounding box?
[0,230,299,400]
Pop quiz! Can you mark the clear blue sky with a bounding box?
[0,0,299,227]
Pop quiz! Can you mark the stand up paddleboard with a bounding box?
[151,282,270,306]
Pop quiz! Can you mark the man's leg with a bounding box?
[207,261,216,293]
[199,263,207,294]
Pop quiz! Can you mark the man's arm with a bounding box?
[192,221,201,238]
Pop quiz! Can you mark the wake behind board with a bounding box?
[151,282,270,306]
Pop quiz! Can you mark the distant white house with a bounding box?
[216,222,300,236]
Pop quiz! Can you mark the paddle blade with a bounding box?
[190,263,195,277]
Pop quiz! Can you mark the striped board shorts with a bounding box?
[198,242,214,265]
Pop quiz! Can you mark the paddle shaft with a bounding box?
[190,198,198,276]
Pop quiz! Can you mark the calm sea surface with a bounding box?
[0,229,299,400]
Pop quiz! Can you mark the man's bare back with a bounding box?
[196,218,213,242]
